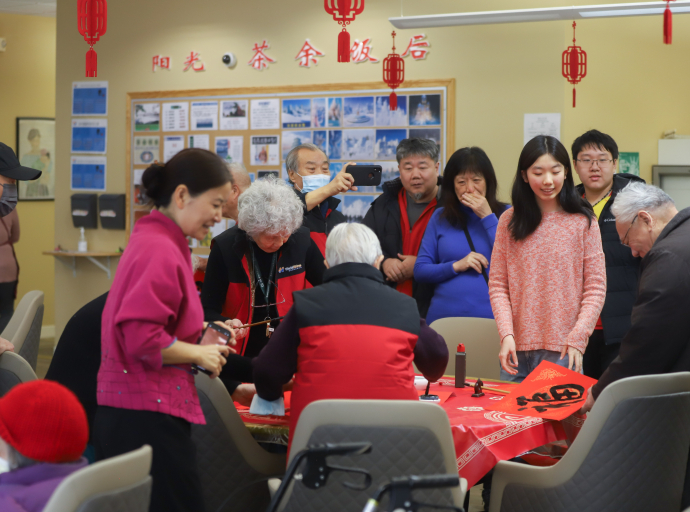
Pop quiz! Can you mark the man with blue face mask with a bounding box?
[0,142,42,350]
[286,143,355,255]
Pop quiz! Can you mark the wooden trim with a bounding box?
[125,93,132,243]
[43,251,122,257]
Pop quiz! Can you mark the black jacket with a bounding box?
[45,292,108,442]
[294,188,346,256]
[362,177,442,318]
[593,207,690,398]
[576,173,645,345]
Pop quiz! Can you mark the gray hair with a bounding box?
[285,143,327,173]
[396,138,440,164]
[227,162,252,190]
[8,445,38,470]
[611,182,675,223]
[326,223,382,267]
[237,178,304,238]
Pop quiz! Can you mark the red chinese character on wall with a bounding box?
[152,55,171,72]
[350,38,379,63]
[183,51,205,72]
[401,34,430,60]
[249,40,276,71]
[295,39,324,68]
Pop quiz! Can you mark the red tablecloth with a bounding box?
[237,377,584,488]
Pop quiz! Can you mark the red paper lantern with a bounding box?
[383,31,405,111]
[562,22,587,108]
[664,0,675,44]
[77,0,107,77]
[324,0,365,63]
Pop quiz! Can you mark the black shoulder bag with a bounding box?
[462,225,489,285]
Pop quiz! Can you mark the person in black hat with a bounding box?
[0,142,43,353]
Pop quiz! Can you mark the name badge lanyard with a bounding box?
[250,245,278,338]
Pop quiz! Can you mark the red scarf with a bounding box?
[396,189,437,296]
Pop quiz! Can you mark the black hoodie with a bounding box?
[576,172,646,345]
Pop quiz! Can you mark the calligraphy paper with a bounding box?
[485,361,596,420]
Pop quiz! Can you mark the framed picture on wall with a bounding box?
[15,117,55,201]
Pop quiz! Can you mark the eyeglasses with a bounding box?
[252,280,286,309]
[621,214,638,247]
[575,158,614,167]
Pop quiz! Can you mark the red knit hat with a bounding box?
[0,380,88,463]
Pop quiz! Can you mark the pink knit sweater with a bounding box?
[489,208,606,354]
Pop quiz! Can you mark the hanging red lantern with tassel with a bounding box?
[664,0,675,44]
[324,0,365,63]
[383,31,405,110]
[77,0,107,77]
[562,21,587,108]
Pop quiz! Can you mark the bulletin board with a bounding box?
[126,79,455,247]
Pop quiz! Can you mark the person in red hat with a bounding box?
[0,380,89,512]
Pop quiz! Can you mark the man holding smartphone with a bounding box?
[286,143,355,255]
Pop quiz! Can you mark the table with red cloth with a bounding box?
[235,377,584,488]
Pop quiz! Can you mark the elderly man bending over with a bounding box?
[253,222,449,450]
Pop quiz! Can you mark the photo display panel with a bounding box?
[127,81,453,246]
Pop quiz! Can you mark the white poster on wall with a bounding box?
[190,101,219,131]
[524,113,561,145]
[220,100,249,130]
[162,102,189,131]
[250,99,280,130]
[250,135,279,166]
[188,134,210,150]
[163,135,185,162]
[215,136,244,164]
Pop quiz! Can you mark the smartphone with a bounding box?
[198,322,232,346]
[194,323,232,375]
[349,164,382,187]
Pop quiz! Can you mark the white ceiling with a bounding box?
[0,0,56,17]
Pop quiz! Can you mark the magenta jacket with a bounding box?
[97,210,205,424]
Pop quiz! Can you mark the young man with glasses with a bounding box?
[572,130,645,378]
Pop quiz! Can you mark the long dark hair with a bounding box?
[509,136,594,241]
[441,147,507,228]
[142,148,231,208]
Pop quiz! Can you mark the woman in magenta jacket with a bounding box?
[93,149,234,512]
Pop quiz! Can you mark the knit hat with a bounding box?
[0,380,88,463]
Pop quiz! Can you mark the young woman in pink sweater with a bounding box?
[489,136,606,382]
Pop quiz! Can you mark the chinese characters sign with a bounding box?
[152,55,170,72]
[295,39,324,68]
[351,38,379,63]
[401,34,430,60]
[249,40,276,71]
[485,361,596,420]
[183,51,205,72]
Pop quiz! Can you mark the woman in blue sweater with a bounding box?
[414,147,508,324]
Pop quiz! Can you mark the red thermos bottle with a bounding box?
[455,343,466,388]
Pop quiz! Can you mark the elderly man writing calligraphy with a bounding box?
[253,223,448,451]
[578,182,690,504]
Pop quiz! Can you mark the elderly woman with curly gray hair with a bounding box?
[201,178,326,403]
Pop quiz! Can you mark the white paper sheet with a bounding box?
[163,135,185,162]
[190,101,219,131]
[524,113,561,145]
[250,99,280,130]
[220,100,248,130]
[250,135,279,166]
[162,102,189,131]
[133,136,160,165]
[215,136,243,164]
[188,134,210,150]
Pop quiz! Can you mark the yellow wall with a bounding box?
[52,0,690,336]
[0,13,56,328]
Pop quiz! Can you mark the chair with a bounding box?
[191,373,287,512]
[1,290,44,370]
[429,317,501,380]
[276,399,467,512]
[489,372,690,512]
[0,350,37,396]
[42,445,152,512]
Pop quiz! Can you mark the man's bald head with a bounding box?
[223,162,252,221]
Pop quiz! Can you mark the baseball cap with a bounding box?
[0,142,42,181]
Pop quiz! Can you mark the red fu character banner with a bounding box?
[486,361,597,421]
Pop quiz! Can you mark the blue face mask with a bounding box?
[0,184,17,218]
[296,173,330,194]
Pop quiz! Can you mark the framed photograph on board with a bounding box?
[15,117,55,200]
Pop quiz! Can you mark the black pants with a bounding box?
[0,281,16,334]
[583,329,620,380]
[93,406,204,512]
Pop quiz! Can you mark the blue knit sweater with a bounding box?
[414,206,505,325]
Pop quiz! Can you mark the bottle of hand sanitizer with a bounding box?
[78,227,88,253]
